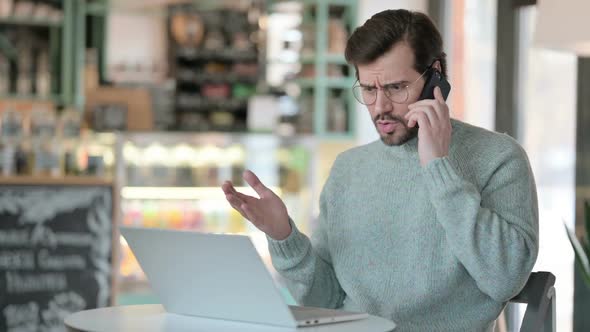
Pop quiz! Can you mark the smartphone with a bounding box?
[417,69,451,101]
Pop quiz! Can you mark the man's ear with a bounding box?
[432,60,442,73]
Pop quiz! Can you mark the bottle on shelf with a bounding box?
[0,103,24,176]
[60,109,82,175]
[36,49,51,98]
[30,106,60,177]
[16,40,34,96]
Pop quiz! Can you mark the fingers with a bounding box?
[235,191,254,203]
[243,170,271,198]
[222,180,253,200]
[222,181,243,203]
[221,181,235,195]
[406,106,438,125]
[409,87,447,111]
[407,111,430,129]
[408,99,445,116]
[222,181,249,218]
[222,180,267,224]
[223,183,245,209]
[434,86,445,103]
[407,89,449,127]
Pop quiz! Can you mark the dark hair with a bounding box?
[345,9,447,78]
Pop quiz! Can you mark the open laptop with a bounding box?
[120,226,369,328]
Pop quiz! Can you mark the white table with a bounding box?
[65,304,396,332]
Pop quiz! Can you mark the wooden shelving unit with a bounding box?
[168,2,264,132]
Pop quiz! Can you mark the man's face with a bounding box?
[357,42,425,146]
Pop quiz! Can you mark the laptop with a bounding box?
[120,226,369,328]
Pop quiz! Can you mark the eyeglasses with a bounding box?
[352,68,430,106]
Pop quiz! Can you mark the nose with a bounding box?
[373,88,393,115]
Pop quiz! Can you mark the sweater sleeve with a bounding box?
[423,146,539,303]
[266,179,346,308]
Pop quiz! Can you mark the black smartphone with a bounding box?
[417,69,451,101]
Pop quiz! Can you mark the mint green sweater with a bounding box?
[268,120,539,331]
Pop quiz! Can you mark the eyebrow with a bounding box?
[359,80,410,88]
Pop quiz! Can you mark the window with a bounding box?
[517,5,577,331]
[443,0,497,130]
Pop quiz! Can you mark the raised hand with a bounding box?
[221,170,292,240]
[405,86,452,167]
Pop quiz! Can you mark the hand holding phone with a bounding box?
[406,68,452,167]
[418,68,451,101]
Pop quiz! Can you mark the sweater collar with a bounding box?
[401,135,419,153]
[374,135,418,156]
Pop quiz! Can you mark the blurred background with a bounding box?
[0,0,588,331]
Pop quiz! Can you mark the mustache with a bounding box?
[373,114,406,124]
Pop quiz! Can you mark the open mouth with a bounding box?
[376,121,399,134]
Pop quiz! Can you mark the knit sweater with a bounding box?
[267,119,539,331]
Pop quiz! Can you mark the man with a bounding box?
[222,9,538,331]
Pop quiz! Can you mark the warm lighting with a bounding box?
[142,144,169,165]
[121,186,282,200]
[534,0,590,56]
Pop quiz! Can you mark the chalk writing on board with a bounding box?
[3,302,39,331]
[0,230,29,246]
[0,251,35,269]
[41,292,86,331]
[37,249,87,270]
[5,272,68,293]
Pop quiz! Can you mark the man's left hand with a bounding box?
[405,86,452,167]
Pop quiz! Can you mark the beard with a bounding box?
[374,113,418,146]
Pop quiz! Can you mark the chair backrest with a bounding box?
[509,271,556,332]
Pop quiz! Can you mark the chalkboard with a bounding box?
[0,184,114,332]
